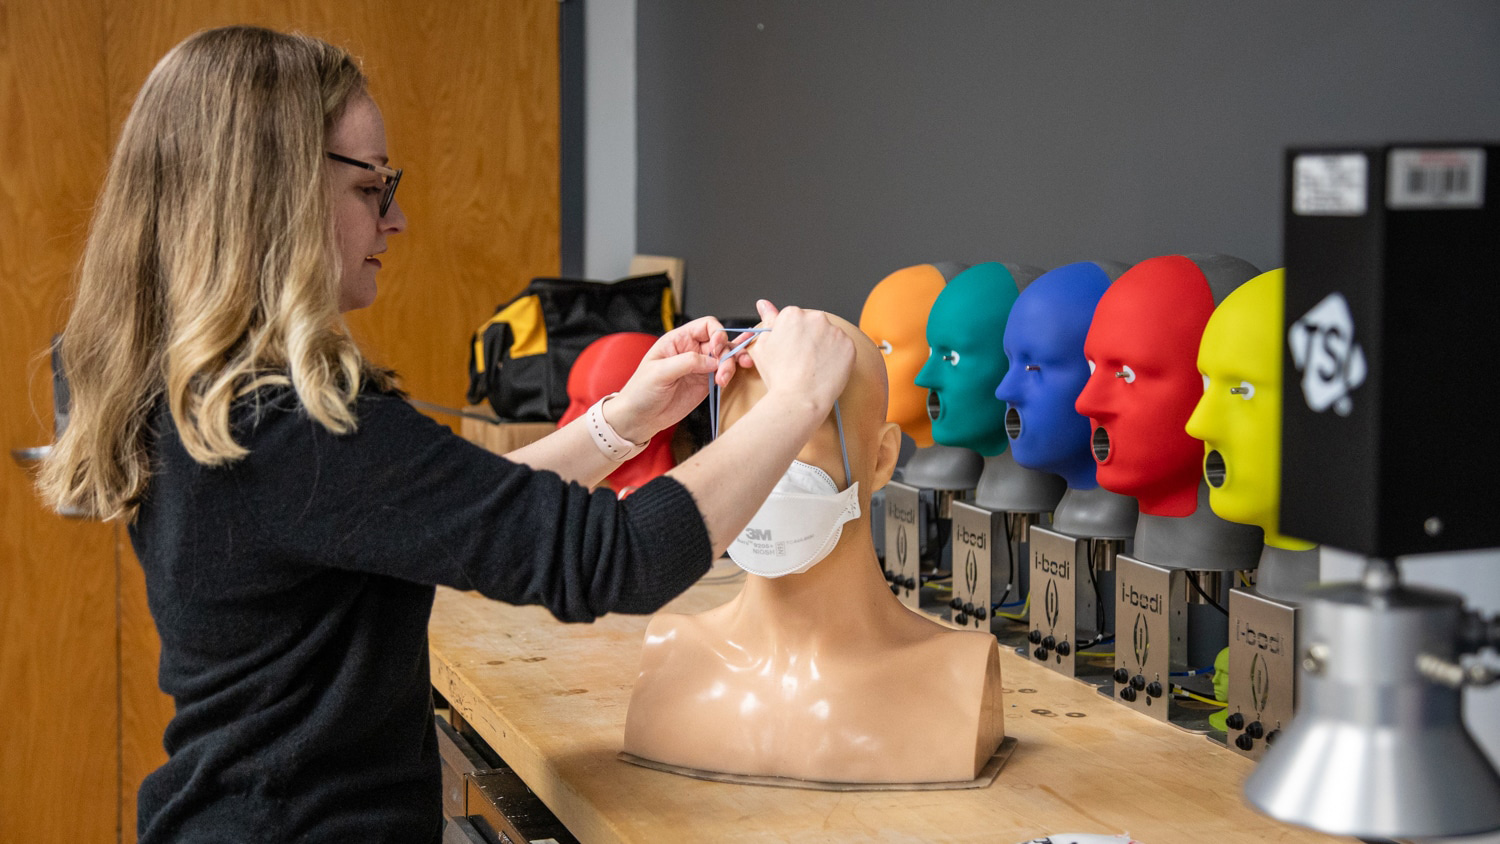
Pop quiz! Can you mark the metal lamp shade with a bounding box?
[1244,580,1500,838]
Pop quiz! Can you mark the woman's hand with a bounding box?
[735,300,855,414]
[604,316,729,443]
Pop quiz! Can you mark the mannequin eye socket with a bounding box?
[877,340,893,355]
[941,351,961,365]
[1087,359,1096,374]
[1024,364,1041,372]
[1230,381,1256,400]
[1203,374,1211,392]
[1114,364,1136,384]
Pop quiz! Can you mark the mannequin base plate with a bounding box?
[617,737,1017,792]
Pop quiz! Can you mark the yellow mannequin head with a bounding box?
[1185,269,1314,550]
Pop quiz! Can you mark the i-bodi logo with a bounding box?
[1289,292,1368,417]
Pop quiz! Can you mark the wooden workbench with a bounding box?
[428,571,1345,844]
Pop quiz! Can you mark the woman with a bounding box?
[39,26,852,843]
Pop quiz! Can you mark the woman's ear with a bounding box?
[872,421,902,492]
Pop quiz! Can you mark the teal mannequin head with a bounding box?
[914,262,1031,457]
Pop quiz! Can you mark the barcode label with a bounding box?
[1388,148,1485,209]
[1293,154,1368,216]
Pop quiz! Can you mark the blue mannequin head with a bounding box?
[994,261,1113,489]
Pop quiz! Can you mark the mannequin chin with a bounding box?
[622,314,1006,786]
[1186,269,1315,551]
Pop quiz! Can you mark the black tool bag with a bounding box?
[466,273,676,421]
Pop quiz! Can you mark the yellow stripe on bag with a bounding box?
[471,295,548,374]
[660,288,676,331]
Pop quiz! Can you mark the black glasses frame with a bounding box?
[326,151,403,217]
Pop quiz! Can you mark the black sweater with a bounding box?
[128,387,712,843]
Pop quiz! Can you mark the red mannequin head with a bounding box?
[1074,255,1217,517]
[558,332,677,495]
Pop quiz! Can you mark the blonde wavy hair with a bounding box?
[38,26,398,521]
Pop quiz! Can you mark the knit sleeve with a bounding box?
[237,390,713,622]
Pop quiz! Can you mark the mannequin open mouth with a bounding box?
[1091,426,1111,462]
[926,389,941,421]
[1204,450,1227,487]
[1004,407,1023,440]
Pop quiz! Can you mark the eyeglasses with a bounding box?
[326,151,403,217]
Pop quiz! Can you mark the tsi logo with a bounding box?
[1288,292,1368,417]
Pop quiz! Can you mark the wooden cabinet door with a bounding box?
[0,2,118,842]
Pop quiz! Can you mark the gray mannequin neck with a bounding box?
[1051,484,1139,540]
[1132,481,1264,570]
[972,451,1065,513]
[900,443,984,490]
[1253,544,1321,602]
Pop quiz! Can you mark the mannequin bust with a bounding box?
[1074,254,1264,569]
[857,263,964,449]
[557,332,677,495]
[1185,268,1319,598]
[622,315,1005,785]
[995,261,1136,538]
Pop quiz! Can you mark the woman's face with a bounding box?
[328,95,407,312]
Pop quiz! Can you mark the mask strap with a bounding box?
[832,400,852,490]
[709,325,853,491]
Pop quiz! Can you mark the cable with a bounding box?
[994,594,1030,621]
[1173,687,1228,707]
[1186,571,1228,616]
[1237,571,1253,588]
[1170,665,1216,678]
[1084,541,1106,634]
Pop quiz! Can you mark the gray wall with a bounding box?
[637,1,1500,321]
[584,0,636,280]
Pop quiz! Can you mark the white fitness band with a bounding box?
[586,393,649,462]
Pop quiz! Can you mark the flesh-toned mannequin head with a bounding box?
[1075,256,1222,516]
[558,332,677,494]
[624,314,1005,785]
[721,315,902,516]
[858,264,947,447]
[1186,269,1314,551]
[995,261,1114,489]
[915,263,1025,457]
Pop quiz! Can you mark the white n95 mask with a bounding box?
[709,327,860,578]
[727,461,861,578]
